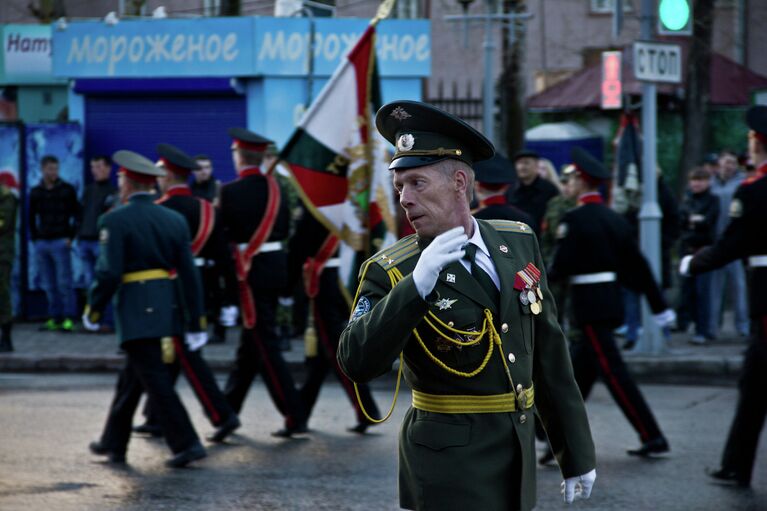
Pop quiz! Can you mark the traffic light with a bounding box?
[657,0,692,36]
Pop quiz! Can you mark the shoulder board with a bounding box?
[486,219,534,234]
[371,234,420,269]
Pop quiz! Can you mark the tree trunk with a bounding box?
[679,0,715,195]
[499,0,526,157]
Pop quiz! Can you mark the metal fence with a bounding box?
[425,80,483,132]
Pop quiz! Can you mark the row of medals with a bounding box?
[519,284,544,315]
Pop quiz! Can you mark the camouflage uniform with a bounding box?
[540,194,575,327]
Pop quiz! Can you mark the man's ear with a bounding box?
[454,167,468,196]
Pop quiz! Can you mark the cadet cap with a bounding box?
[228,127,273,152]
[156,143,199,175]
[114,150,165,184]
[474,153,517,185]
[513,149,540,162]
[375,100,494,170]
[571,147,610,182]
[746,105,767,146]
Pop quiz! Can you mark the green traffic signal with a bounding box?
[659,0,691,31]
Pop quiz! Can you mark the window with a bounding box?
[394,0,420,19]
[590,0,633,14]
[203,0,222,16]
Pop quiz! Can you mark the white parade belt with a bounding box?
[748,255,767,268]
[236,241,283,253]
[570,272,617,285]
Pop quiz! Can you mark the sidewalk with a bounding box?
[0,321,748,386]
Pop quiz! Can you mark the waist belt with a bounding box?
[237,240,283,253]
[411,387,534,414]
[748,255,767,268]
[122,269,172,284]
[324,258,341,269]
[570,271,617,285]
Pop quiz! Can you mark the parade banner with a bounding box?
[280,22,397,288]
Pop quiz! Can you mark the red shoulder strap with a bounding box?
[191,199,215,256]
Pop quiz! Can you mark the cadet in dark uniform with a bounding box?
[338,101,596,511]
[0,177,17,352]
[133,143,241,443]
[84,150,207,468]
[286,207,381,433]
[506,149,560,230]
[684,106,767,487]
[220,127,307,437]
[548,147,676,457]
[472,153,537,235]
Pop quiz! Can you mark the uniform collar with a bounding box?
[480,195,506,207]
[239,166,262,178]
[164,184,192,197]
[756,161,767,178]
[577,192,603,205]
[467,217,491,259]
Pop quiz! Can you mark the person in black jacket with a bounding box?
[505,149,560,231]
[220,127,307,437]
[676,168,719,344]
[682,105,767,488]
[473,153,537,234]
[549,148,676,457]
[77,155,117,323]
[29,155,81,332]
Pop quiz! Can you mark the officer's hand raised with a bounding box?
[412,226,467,299]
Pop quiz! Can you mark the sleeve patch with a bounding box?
[729,198,743,218]
[351,296,371,320]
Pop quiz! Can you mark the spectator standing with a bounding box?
[29,155,80,332]
[190,155,221,207]
[0,176,18,352]
[506,149,560,230]
[78,155,117,304]
[709,149,749,338]
[677,168,719,344]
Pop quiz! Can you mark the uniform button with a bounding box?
[519,414,527,424]
[516,383,523,392]
[501,323,509,333]
[508,352,516,363]
[448,321,454,327]
[146,307,154,313]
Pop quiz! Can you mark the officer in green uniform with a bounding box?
[0,177,18,352]
[84,150,208,468]
[338,101,596,511]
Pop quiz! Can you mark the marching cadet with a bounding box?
[548,147,676,458]
[84,150,207,468]
[472,153,537,233]
[338,101,596,510]
[219,127,307,437]
[286,206,381,433]
[132,143,241,443]
[682,105,767,488]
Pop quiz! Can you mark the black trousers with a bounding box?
[571,323,664,443]
[143,338,236,428]
[99,339,199,455]
[719,318,767,483]
[224,286,306,429]
[301,271,380,425]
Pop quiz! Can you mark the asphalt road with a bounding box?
[0,374,765,511]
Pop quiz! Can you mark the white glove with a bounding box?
[185,331,208,351]
[679,254,693,276]
[278,297,294,307]
[653,308,677,328]
[412,226,468,299]
[82,312,100,332]
[561,468,596,504]
[218,305,239,327]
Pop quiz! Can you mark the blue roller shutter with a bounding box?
[84,93,246,183]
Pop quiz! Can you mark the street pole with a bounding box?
[445,6,532,145]
[637,0,664,354]
[482,0,496,141]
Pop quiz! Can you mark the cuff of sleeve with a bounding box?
[84,305,101,323]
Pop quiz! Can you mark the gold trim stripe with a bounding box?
[412,387,534,414]
[122,269,171,284]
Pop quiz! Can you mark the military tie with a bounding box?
[463,243,500,306]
